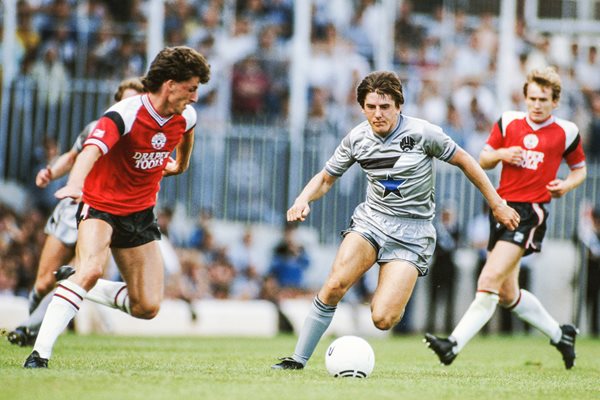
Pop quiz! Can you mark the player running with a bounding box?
[425,67,586,369]
[272,71,519,370]
[8,78,145,347]
[23,46,211,368]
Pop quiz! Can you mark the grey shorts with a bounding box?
[342,203,436,276]
[44,198,79,246]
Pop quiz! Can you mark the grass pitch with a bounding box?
[1,333,599,400]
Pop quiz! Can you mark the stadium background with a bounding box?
[1,0,600,336]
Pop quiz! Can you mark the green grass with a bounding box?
[1,334,599,400]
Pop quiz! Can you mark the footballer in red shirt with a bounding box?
[25,47,211,369]
[426,67,586,370]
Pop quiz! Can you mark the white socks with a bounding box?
[33,280,87,359]
[32,279,133,359]
[510,289,562,343]
[450,289,563,355]
[86,279,131,314]
[450,291,499,352]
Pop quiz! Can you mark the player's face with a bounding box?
[362,92,401,137]
[525,82,557,123]
[167,77,200,115]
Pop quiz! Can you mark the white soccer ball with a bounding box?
[325,335,375,378]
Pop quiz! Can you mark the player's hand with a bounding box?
[35,166,52,188]
[546,179,568,198]
[500,146,524,166]
[491,201,520,231]
[162,157,180,177]
[287,201,310,222]
[55,185,83,202]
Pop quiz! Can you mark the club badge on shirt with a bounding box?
[523,134,539,149]
[151,132,167,150]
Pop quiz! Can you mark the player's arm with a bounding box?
[546,165,587,198]
[54,145,102,201]
[479,117,523,169]
[479,145,524,169]
[35,148,78,188]
[163,129,194,177]
[449,148,520,230]
[287,169,337,222]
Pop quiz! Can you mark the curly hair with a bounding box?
[141,46,211,93]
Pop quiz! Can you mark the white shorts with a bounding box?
[343,203,436,276]
[44,198,79,246]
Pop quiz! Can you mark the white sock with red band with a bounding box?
[86,279,131,314]
[510,289,562,343]
[450,291,499,353]
[33,280,87,359]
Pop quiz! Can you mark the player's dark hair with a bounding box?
[113,77,144,102]
[356,71,404,108]
[142,46,211,93]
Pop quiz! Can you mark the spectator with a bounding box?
[451,30,491,85]
[29,43,70,107]
[304,86,339,169]
[268,223,310,297]
[174,249,209,301]
[231,56,271,120]
[578,203,600,336]
[187,4,223,49]
[228,228,263,299]
[255,25,289,119]
[208,255,236,299]
[16,0,41,74]
[441,104,467,148]
[0,259,19,296]
[188,208,214,249]
[587,93,600,161]
[394,0,424,49]
[575,45,600,99]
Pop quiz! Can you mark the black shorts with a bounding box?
[487,202,548,257]
[77,203,161,249]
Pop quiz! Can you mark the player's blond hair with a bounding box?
[523,67,562,102]
[113,77,144,102]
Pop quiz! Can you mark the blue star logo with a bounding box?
[377,174,406,198]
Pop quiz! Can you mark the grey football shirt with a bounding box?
[325,114,458,219]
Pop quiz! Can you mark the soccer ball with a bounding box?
[325,335,375,378]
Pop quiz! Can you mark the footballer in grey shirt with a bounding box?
[272,71,519,371]
[325,115,457,219]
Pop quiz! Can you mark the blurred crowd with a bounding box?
[6,0,600,158]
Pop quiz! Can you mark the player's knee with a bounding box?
[130,302,160,319]
[35,276,55,296]
[477,271,503,289]
[77,266,104,289]
[372,311,401,331]
[322,279,349,302]
[498,290,519,308]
